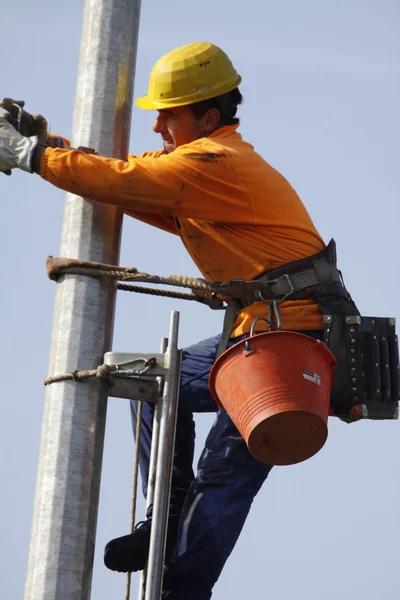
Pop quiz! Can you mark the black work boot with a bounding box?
[104,517,180,573]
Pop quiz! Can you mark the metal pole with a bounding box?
[126,400,144,600]
[24,2,142,599]
[145,312,181,600]
[146,338,169,511]
[138,338,168,600]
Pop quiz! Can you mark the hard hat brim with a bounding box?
[135,75,242,111]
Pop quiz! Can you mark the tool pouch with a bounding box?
[323,313,400,422]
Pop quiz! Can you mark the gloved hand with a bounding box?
[0,98,48,142]
[0,116,39,173]
[0,99,49,174]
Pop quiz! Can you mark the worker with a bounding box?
[0,42,331,599]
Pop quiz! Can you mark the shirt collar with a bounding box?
[209,123,240,139]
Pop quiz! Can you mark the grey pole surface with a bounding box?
[24,1,142,599]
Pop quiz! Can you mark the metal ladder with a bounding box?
[104,311,181,600]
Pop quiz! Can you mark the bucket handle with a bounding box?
[245,317,272,354]
[245,301,282,354]
[249,317,273,337]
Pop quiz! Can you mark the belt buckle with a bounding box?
[273,273,295,303]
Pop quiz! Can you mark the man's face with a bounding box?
[153,106,214,153]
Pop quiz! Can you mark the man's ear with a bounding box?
[203,108,220,132]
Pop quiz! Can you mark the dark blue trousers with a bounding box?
[131,331,320,599]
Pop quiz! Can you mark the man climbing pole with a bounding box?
[0,42,351,599]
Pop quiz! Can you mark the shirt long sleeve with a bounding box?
[40,134,253,223]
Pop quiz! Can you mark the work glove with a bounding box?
[0,116,39,173]
[0,99,48,175]
[0,98,48,142]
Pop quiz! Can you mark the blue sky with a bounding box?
[1,1,399,599]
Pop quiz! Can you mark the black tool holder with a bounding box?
[324,315,400,422]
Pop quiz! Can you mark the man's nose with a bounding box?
[153,115,165,133]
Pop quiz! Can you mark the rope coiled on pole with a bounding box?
[43,357,157,386]
[47,257,219,290]
[46,256,226,309]
[43,363,117,386]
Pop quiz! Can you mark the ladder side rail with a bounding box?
[138,338,168,600]
[145,312,181,600]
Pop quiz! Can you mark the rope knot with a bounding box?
[71,369,80,381]
[96,363,112,379]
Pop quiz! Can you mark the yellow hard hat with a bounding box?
[135,42,242,110]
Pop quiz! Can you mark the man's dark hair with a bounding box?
[188,87,243,127]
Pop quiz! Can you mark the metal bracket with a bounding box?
[104,351,167,403]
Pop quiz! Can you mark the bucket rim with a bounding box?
[208,330,336,405]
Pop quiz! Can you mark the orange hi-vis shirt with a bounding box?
[40,124,324,338]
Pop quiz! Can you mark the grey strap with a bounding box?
[225,262,341,303]
[256,263,341,298]
[216,299,242,358]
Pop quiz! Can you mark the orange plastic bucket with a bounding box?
[209,331,336,466]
